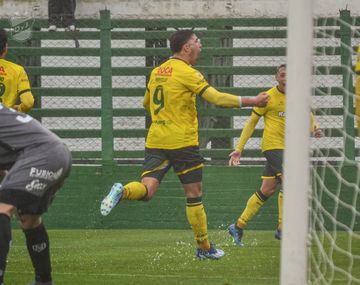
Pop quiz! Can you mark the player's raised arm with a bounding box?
[241,92,269,107]
[200,86,269,108]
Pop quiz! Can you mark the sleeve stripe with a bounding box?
[252,110,262,117]
[18,89,31,96]
[198,85,210,97]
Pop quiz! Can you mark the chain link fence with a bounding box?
[2,11,359,165]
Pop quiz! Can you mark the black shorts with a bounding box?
[142,146,205,184]
[262,149,283,181]
[0,142,72,215]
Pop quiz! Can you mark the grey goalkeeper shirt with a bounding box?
[0,103,61,169]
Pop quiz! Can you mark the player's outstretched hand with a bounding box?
[253,92,269,107]
[229,150,242,166]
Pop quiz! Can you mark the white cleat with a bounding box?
[100,183,124,216]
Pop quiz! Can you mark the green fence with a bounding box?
[1,10,360,169]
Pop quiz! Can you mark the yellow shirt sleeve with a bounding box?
[18,92,34,112]
[200,86,240,108]
[310,112,320,133]
[180,68,209,95]
[235,111,261,151]
[356,44,360,73]
[17,67,34,112]
[18,66,31,94]
[143,88,150,111]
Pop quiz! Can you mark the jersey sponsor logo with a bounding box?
[156,67,172,77]
[153,120,171,125]
[29,167,63,181]
[0,66,6,75]
[278,111,286,117]
[155,77,168,83]
[25,179,47,194]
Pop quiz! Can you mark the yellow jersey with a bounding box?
[356,44,360,73]
[236,86,319,152]
[254,86,285,151]
[144,58,209,149]
[0,58,33,112]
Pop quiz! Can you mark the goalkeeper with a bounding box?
[0,29,35,180]
[228,64,322,246]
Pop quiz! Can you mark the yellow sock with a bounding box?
[278,191,283,231]
[186,197,210,250]
[236,190,267,229]
[356,75,360,137]
[122,182,148,200]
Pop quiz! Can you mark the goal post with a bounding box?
[281,0,314,284]
[282,2,360,284]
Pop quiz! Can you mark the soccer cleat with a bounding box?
[228,223,244,246]
[48,25,57,32]
[196,244,224,260]
[275,228,282,240]
[100,183,124,216]
[65,25,76,32]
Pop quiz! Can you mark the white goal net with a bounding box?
[282,2,360,285]
[309,10,360,285]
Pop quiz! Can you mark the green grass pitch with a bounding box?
[4,166,358,284]
[5,229,281,285]
[5,229,359,284]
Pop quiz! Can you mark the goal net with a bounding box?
[282,3,360,285]
[309,11,360,284]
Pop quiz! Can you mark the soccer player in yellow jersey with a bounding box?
[228,64,322,246]
[355,44,360,137]
[0,29,34,113]
[100,29,269,259]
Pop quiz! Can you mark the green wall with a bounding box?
[37,164,359,231]
[41,165,279,230]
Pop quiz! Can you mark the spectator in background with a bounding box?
[0,29,34,113]
[48,0,76,32]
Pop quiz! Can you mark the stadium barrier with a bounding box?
[0,10,359,230]
[1,10,359,170]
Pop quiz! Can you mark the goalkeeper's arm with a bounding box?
[200,86,268,108]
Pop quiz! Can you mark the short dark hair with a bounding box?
[0,29,7,55]
[277,64,286,72]
[170,29,194,54]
